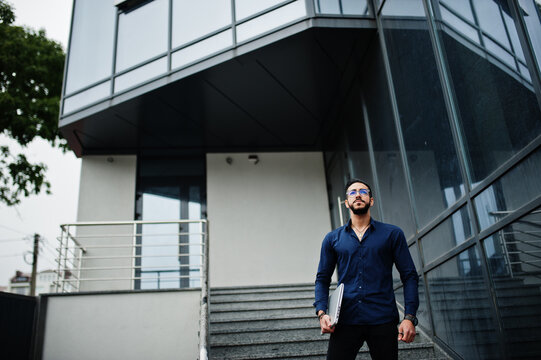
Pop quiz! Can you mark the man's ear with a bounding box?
[369,197,374,207]
[344,199,350,209]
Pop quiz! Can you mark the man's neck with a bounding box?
[350,212,371,229]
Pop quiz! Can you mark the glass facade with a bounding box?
[435,0,541,184]
[382,3,465,228]
[322,0,541,358]
[62,0,318,114]
[64,0,116,94]
[315,0,371,15]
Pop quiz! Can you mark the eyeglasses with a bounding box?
[346,189,370,197]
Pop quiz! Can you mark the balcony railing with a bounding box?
[54,219,210,359]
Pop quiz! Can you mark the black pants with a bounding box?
[327,322,398,360]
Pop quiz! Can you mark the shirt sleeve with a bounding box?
[314,233,337,314]
[392,229,419,317]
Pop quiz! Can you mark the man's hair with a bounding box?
[344,178,373,197]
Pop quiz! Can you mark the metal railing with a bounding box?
[54,219,210,359]
[489,210,541,279]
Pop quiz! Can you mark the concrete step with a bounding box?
[211,297,313,311]
[212,326,434,347]
[211,306,315,322]
[209,283,449,360]
[211,289,315,303]
[211,315,318,334]
[211,284,317,294]
[210,337,439,360]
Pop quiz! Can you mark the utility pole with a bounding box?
[30,233,40,296]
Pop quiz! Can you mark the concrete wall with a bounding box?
[74,155,137,291]
[207,152,332,287]
[77,155,137,222]
[41,290,200,360]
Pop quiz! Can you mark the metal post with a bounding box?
[337,196,344,226]
[132,222,137,290]
[56,227,64,293]
[76,247,83,291]
[199,221,210,360]
[30,234,40,296]
[62,226,70,292]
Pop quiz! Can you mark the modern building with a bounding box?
[36,0,541,359]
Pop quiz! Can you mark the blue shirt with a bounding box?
[314,218,419,325]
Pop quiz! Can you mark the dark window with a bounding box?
[135,155,206,289]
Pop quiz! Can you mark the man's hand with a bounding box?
[319,314,335,334]
[398,319,416,343]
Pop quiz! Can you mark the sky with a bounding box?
[0,0,78,287]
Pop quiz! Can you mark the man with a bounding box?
[314,179,419,360]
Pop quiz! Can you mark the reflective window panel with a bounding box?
[519,0,541,73]
[362,38,415,238]
[116,0,168,72]
[421,206,472,264]
[395,276,430,331]
[114,57,167,93]
[380,0,425,17]
[439,4,480,45]
[236,0,285,20]
[316,0,340,14]
[473,0,511,50]
[427,247,498,359]
[324,151,349,229]
[437,2,541,184]
[171,30,233,70]
[393,243,421,288]
[382,3,465,228]
[474,147,541,231]
[344,80,379,220]
[346,147,379,220]
[483,207,541,359]
[440,0,474,22]
[65,0,116,95]
[315,0,370,15]
[236,0,306,43]
[63,81,110,114]
[172,0,231,48]
[473,0,527,70]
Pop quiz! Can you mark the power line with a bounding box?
[39,254,57,268]
[0,223,28,235]
[0,237,28,243]
[39,244,59,261]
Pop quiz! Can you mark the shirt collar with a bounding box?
[345,217,375,232]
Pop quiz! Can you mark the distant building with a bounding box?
[7,270,57,296]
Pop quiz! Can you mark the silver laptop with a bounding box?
[328,283,344,326]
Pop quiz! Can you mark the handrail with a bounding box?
[54,219,207,293]
[199,221,210,360]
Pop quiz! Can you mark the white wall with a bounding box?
[77,155,137,222]
[75,155,137,291]
[207,152,331,287]
[41,290,200,360]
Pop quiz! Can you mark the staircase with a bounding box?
[209,284,449,359]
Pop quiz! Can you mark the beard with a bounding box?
[348,199,370,215]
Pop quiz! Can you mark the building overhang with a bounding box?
[59,19,376,157]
